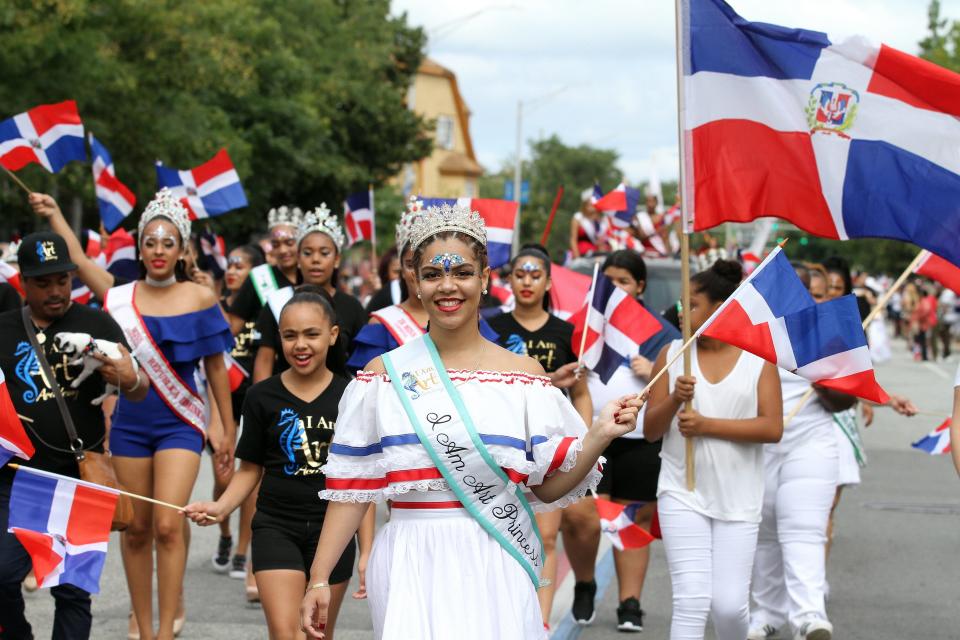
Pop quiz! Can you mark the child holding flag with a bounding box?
[644,259,783,640]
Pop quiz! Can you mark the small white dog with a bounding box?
[53,332,138,405]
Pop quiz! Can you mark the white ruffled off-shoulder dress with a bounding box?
[320,369,601,640]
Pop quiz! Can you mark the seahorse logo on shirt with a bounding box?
[14,341,41,403]
[278,408,304,475]
[505,334,528,356]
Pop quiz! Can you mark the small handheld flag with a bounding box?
[0,261,24,297]
[595,497,655,551]
[8,466,117,593]
[89,134,136,232]
[156,149,247,220]
[0,101,85,174]
[344,189,375,247]
[911,418,952,455]
[0,369,34,467]
[594,182,641,229]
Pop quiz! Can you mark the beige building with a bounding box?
[399,58,483,199]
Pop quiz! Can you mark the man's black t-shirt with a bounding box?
[255,290,367,376]
[235,374,349,519]
[0,303,127,479]
[488,312,576,374]
[0,283,21,314]
[228,265,298,323]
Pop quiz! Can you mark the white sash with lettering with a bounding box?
[105,282,206,436]
[250,264,280,305]
[267,287,295,323]
[381,335,545,586]
[370,305,424,345]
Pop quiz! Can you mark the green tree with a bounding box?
[481,134,622,259]
[0,0,432,244]
[919,0,960,72]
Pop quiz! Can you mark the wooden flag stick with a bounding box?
[368,183,377,270]
[576,263,600,366]
[2,165,32,195]
[540,185,565,246]
[8,462,216,520]
[680,232,695,491]
[783,248,928,426]
[17,413,33,423]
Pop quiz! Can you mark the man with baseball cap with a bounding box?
[0,231,149,639]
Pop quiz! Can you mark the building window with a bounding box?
[436,115,455,150]
[464,179,476,198]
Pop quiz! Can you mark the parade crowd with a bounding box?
[0,185,956,640]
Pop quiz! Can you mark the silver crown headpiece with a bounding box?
[297,203,345,249]
[138,188,191,241]
[267,205,303,230]
[395,196,426,250]
[406,202,487,251]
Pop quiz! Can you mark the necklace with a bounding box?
[145,275,177,288]
[453,340,486,387]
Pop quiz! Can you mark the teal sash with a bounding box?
[382,335,545,586]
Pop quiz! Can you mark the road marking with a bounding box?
[922,362,952,380]
[550,544,615,640]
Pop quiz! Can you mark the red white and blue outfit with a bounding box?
[321,336,601,640]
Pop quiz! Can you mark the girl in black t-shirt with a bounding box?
[488,245,599,628]
[186,291,367,639]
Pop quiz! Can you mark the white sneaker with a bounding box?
[794,618,833,640]
[747,624,780,639]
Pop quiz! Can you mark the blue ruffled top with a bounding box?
[346,317,500,373]
[111,304,234,433]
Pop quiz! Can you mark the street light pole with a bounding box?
[512,100,523,254]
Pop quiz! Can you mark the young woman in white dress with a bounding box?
[644,259,783,640]
[299,202,644,639]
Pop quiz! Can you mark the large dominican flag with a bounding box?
[8,466,117,593]
[915,251,960,296]
[156,149,247,220]
[89,134,136,232]
[698,246,888,403]
[419,198,518,268]
[682,0,960,266]
[0,101,85,173]
[570,272,664,384]
[0,369,34,468]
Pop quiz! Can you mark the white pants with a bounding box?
[659,495,759,640]
[750,437,838,632]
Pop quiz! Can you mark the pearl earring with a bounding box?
[482,289,488,295]
[417,292,422,299]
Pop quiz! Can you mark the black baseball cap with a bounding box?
[18,232,78,278]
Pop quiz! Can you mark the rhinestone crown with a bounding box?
[138,188,191,241]
[396,196,426,250]
[267,205,303,230]
[406,202,487,251]
[297,203,345,249]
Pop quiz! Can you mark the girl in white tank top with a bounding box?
[644,259,783,640]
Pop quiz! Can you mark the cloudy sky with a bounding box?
[391,0,960,189]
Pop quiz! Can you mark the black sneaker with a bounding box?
[211,536,232,573]
[617,597,644,632]
[572,580,597,625]
[229,554,247,579]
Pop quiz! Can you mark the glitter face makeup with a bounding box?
[429,253,465,273]
[141,223,180,246]
[520,261,540,273]
[227,255,245,266]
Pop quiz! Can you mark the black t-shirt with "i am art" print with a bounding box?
[236,373,349,520]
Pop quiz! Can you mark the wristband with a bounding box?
[310,582,331,590]
[123,372,143,394]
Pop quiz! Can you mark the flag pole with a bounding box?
[577,263,600,366]
[674,0,695,491]
[7,463,216,520]
[783,248,927,426]
[540,185,565,246]
[2,165,32,195]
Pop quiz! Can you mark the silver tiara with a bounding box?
[267,205,303,230]
[406,202,487,251]
[297,203,345,249]
[395,196,425,250]
[138,188,191,241]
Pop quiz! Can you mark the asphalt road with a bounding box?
[22,339,959,639]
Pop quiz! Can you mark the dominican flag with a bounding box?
[594,183,641,229]
[570,272,664,383]
[911,418,952,455]
[915,251,960,296]
[8,466,116,593]
[419,198,518,268]
[0,100,85,173]
[549,264,592,321]
[344,189,375,247]
[595,497,655,551]
[89,134,136,232]
[0,369,34,468]
[156,149,247,220]
[224,353,248,392]
[105,227,138,282]
[590,182,604,204]
[199,229,227,280]
[83,229,107,268]
[682,0,960,264]
[739,249,762,275]
[0,261,24,297]
[698,246,889,403]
